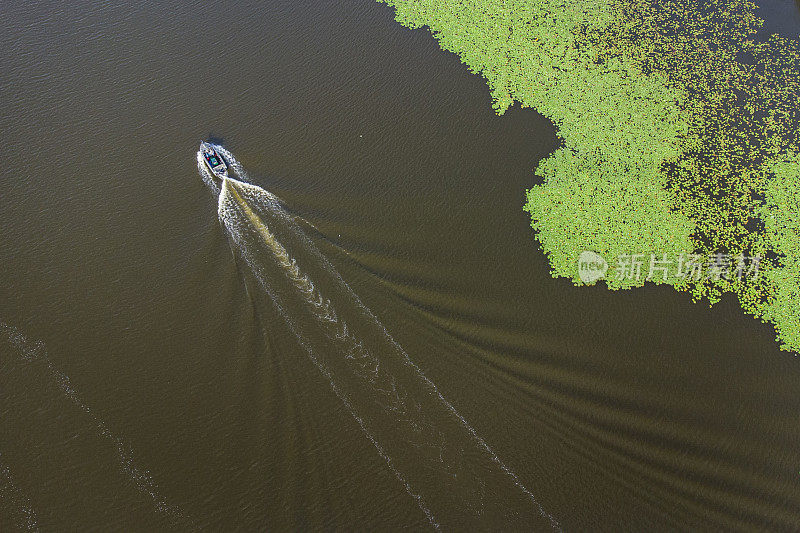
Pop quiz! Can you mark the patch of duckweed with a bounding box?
[762,154,800,351]
[380,0,800,352]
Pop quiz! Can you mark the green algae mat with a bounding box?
[380,0,800,353]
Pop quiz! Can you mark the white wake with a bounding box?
[0,452,39,532]
[201,144,560,530]
[0,322,189,527]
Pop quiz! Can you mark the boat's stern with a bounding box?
[213,165,229,179]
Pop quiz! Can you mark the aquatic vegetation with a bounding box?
[380,0,800,352]
[762,154,800,351]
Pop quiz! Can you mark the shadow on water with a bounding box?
[206,134,226,146]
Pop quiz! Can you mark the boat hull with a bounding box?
[199,142,229,179]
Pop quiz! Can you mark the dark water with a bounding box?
[1,0,799,530]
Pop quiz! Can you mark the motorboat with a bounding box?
[199,141,229,179]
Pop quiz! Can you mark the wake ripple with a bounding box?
[0,452,39,532]
[202,144,560,530]
[0,322,189,527]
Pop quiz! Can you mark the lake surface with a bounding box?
[2,0,799,530]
